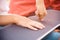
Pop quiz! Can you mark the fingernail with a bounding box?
[34,29,38,30]
[43,26,45,28]
[40,27,43,29]
[40,26,45,29]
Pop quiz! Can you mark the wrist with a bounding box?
[12,14,22,24]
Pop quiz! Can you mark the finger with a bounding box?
[36,22,45,28]
[35,10,47,21]
[31,25,43,29]
[26,25,38,30]
[17,23,38,30]
[35,11,44,21]
[30,21,45,29]
[35,10,38,16]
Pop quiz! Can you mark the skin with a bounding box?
[0,0,47,30]
[54,29,60,32]
[36,0,47,21]
[0,14,45,30]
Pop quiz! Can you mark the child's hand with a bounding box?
[14,15,45,30]
[36,0,47,21]
[35,10,47,21]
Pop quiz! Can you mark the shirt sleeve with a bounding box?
[0,0,10,15]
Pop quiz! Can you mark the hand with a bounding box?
[14,15,45,30]
[35,10,47,21]
[36,0,47,21]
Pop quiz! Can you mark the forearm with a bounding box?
[36,0,46,13]
[0,15,15,25]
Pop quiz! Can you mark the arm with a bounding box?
[36,0,47,21]
[0,15,15,25]
[0,15,45,30]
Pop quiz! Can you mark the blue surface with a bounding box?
[42,32,60,40]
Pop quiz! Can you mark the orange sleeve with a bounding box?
[9,0,36,16]
[44,0,60,10]
[44,0,50,8]
[50,0,60,10]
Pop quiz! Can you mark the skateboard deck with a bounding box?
[0,10,60,40]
